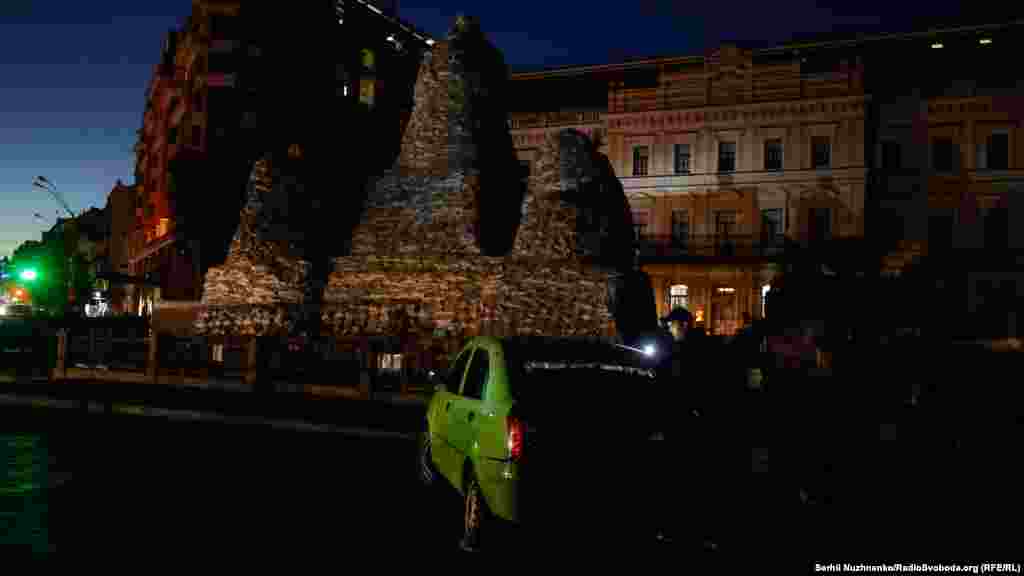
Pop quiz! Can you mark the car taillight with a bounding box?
[507,416,524,461]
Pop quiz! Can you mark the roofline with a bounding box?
[511,19,1024,80]
[342,0,435,45]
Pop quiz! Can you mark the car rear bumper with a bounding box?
[488,459,650,537]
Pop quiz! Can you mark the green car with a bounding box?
[417,335,662,552]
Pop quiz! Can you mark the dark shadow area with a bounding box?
[456,24,526,257]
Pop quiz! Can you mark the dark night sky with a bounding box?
[0,0,994,257]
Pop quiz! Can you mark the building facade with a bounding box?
[866,22,1024,270]
[102,180,138,314]
[130,27,189,314]
[863,21,1024,339]
[510,21,1024,337]
[128,0,431,317]
[510,43,868,335]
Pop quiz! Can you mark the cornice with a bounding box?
[608,95,868,133]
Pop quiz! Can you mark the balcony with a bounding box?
[636,234,789,262]
[509,110,603,130]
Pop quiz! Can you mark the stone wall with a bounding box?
[323,255,616,340]
[195,155,312,337]
[195,15,641,345]
[348,173,480,258]
[395,42,450,177]
[323,22,621,341]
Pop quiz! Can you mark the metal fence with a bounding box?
[636,234,789,261]
[53,324,437,395]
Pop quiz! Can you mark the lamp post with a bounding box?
[33,177,80,315]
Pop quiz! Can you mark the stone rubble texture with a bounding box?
[195,15,637,345]
[195,155,312,336]
[323,17,633,342]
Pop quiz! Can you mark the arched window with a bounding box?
[669,284,688,311]
[761,284,771,318]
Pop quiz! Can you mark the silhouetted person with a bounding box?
[651,307,730,550]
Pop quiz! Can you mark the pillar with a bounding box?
[244,336,258,389]
[147,331,159,384]
[54,329,66,381]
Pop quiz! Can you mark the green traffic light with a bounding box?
[19,269,37,281]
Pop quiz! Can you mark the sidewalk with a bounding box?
[35,366,430,404]
[0,370,430,435]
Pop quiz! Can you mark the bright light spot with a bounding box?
[343,85,349,96]
[366,3,382,14]
[0,306,6,316]
[386,35,395,42]
[931,42,944,49]
[15,289,24,297]
[19,269,37,281]
[979,38,992,45]
[426,39,435,46]
[643,344,656,357]
[717,287,736,294]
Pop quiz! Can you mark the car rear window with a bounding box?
[502,338,657,401]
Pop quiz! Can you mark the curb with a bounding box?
[0,392,416,441]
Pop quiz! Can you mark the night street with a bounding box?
[3,0,1024,567]
[3,388,1019,563]
[2,402,447,558]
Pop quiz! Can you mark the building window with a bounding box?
[761,208,784,240]
[167,126,178,145]
[764,139,783,171]
[882,141,901,170]
[809,207,832,243]
[932,138,954,172]
[674,143,691,174]
[192,125,202,147]
[982,132,1009,170]
[361,49,376,71]
[671,209,689,243]
[715,210,738,236]
[716,210,738,254]
[669,284,689,311]
[718,141,736,173]
[359,77,376,108]
[812,136,831,169]
[632,145,649,176]
[378,353,403,372]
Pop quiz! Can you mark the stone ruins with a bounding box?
[195,15,641,348]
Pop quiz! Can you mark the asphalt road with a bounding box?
[2,395,1020,564]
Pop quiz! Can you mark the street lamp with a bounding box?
[33,176,79,315]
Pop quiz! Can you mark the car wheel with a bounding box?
[416,423,441,488]
[460,475,490,553]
